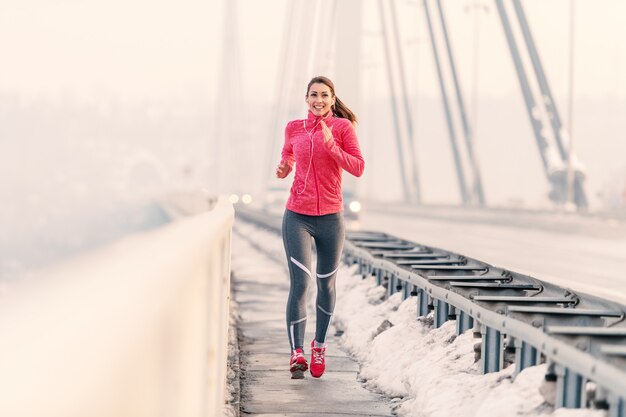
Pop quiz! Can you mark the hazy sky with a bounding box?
[0,0,215,101]
[1,0,625,208]
[3,0,623,100]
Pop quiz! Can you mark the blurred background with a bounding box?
[1,0,625,281]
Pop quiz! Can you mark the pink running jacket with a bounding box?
[280,110,365,216]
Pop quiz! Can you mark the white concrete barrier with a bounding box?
[0,196,234,417]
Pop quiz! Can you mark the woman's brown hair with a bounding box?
[306,76,358,124]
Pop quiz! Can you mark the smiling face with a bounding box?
[306,82,336,117]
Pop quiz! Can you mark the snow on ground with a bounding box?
[333,266,606,417]
[223,283,240,417]
[231,219,607,417]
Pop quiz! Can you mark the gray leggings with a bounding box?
[282,209,345,351]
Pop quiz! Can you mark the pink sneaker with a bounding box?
[290,348,308,379]
[310,340,326,378]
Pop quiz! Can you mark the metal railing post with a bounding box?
[376,268,383,286]
[402,281,411,300]
[456,309,474,335]
[514,339,538,375]
[388,274,397,297]
[556,364,584,408]
[434,299,449,328]
[481,324,503,373]
[416,289,430,318]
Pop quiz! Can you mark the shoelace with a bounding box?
[292,351,304,363]
[312,349,325,365]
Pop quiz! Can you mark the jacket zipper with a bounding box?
[312,159,320,215]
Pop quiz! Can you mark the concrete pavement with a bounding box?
[233,233,394,417]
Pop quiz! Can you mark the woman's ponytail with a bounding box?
[333,96,358,125]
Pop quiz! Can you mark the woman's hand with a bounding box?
[276,161,291,178]
[321,120,334,143]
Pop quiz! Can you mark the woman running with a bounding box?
[275,76,364,379]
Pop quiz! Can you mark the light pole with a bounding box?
[566,0,576,209]
[464,1,489,147]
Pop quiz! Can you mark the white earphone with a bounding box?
[296,118,321,195]
[296,109,334,195]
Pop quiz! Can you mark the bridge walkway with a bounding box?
[232,225,394,417]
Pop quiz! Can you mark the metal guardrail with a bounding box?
[236,207,626,417]
[0,195,234,417]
